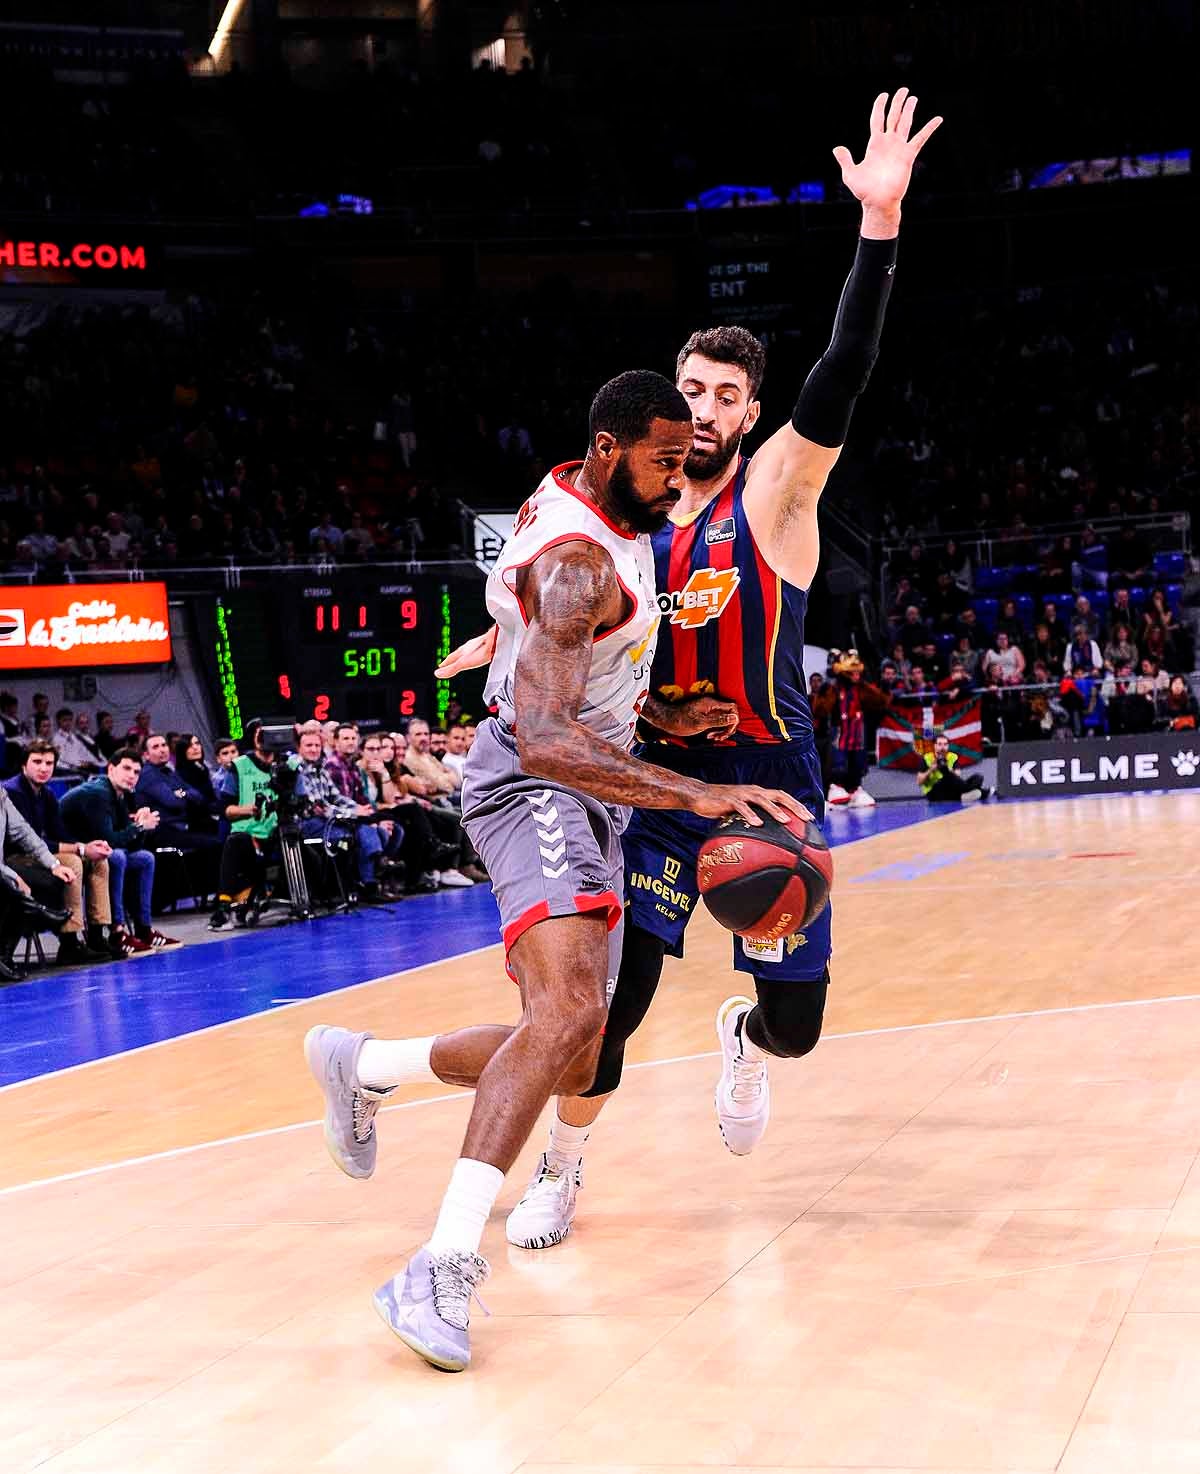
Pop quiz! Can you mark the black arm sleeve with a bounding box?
[790,234,897,449]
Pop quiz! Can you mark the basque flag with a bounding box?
[876,697,983,771]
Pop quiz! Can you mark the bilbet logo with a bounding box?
[657,567,740,629]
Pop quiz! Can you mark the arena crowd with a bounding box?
[0,695,485,982]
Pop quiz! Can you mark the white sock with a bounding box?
[426,1157,505,1258]
[737,1009,768,1063]
[357,1037,437,1090]
[545,1113,590,1174]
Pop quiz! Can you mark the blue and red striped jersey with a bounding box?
[649,456,813,746]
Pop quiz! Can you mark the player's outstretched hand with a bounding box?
[832,87,943,212]
[435,624,497,678]
[691,784,813,827]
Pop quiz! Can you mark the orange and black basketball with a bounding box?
[696,811,833,940]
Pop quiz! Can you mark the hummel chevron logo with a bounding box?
[527,790,569,878]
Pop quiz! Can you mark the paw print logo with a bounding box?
[1171,750,1200,777]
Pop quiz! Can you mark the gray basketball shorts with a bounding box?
[461,718,625,984]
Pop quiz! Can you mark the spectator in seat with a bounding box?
[939,537,972,591]
[60,748,181,959]
[442,724,470,781]
[462,722,477,752]
[982,630,1026,686]
[1039,533,1075,595]
[52,707,102,774]
[1064,623,1103,677]
[1027,619,1065,673]
[889,641,913,679]
[1102,664,1155,735]
[1041,600,1067,651]
[1108,523,1151,589]
[1,691,20,747]
[956,605,985,650]
[173,734,221,833]
[321,723,389,898]
[94,711,119,760]
[212,737,241,808]
[20,693,50,739]
[1109,586,1137,628]
[0,772,80,973]
[1074,524,1108,590]
[994,598,1025,645]
[916,638,946,684]
[897,604,931,658]
[919,733,988,804]
[1071,595,1100,640]
[403,717,486,883]
[1164,675,1200,731]
[1137,656,1170,711]
[951,632,980,680]
[125,709,152,746]
[135,733,223,890]
[357,731,438,894]
[1141,588,1180,659]
[429,728,449,759]
[4,741,112,963]
[938,658,975,702]
[1103,622,1137,673]
[809,672,835,796]
[405,717,461,797]
[887,577,921,634]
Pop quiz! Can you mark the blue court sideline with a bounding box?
[0,801,949,1087]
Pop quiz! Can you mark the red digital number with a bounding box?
[314,694,331,721]
[278,673,292,700]
[399,690,416,715]
[401,599,418,630]
[331,604,340,632]
[315,605,324,632]
[359,605,368,629]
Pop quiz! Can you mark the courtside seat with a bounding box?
[1154,551,1186,579]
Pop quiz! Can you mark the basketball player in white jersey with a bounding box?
[305,370,809,1372]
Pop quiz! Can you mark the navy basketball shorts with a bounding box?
[622,740,831,984]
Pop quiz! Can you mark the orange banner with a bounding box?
[0,583,171,670]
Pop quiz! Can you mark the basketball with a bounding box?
[696,812,833,940]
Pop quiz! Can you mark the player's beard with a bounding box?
[684,426,743,482]
[607,455,676,533]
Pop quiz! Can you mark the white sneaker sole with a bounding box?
[371,1293,467,1372]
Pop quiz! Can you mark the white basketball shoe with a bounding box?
[505,1152,582,1249]
[715,995,770,1155]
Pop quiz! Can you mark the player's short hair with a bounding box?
[675,325,766,397]
[588,370,690,447]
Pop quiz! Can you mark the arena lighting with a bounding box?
[209,0,247,66]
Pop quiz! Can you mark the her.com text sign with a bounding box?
[0,584,171,669]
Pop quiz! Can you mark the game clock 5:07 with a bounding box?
[279,578,449,727]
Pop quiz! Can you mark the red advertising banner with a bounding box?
[0,583,171,669]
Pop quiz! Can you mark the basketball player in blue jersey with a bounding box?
[483,88,946,1249]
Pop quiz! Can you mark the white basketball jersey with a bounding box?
[483,462,660,750]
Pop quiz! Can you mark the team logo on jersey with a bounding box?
[742,935,783,963]
[657,567,741,630]
[705,517,735,545]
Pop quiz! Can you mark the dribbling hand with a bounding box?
[691,785,814,827]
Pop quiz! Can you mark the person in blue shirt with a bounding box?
[134,733,224,892]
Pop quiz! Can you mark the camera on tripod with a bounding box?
[252,723,312,833]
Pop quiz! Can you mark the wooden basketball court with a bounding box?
[4,794,1200,1473]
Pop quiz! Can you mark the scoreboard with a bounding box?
[197,571,486,738]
